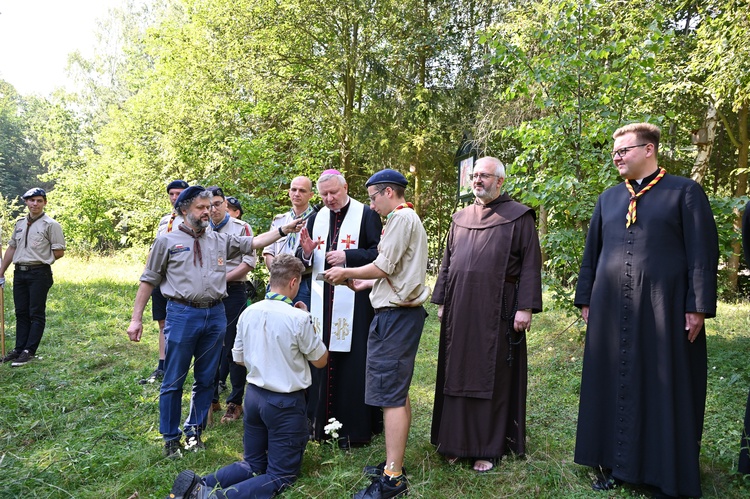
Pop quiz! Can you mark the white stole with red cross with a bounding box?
[311,199,363,352]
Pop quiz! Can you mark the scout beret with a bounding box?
[365,169,408,188]
[22,187,47,200]
[226,196,243,213]
[174,185,206,206]
[166,179,189,192]
[207,185,225,198]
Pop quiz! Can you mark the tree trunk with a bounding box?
[538,203,548,264]
[727,103,749,293]
[691,102,717,184]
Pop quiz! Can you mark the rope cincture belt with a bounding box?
[625,168,665,228]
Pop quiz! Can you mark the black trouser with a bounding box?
[214,283,248,405]
[13,265,54,354]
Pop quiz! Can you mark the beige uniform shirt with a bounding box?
[8,213,66,265]
[213,216,257,275]
[156,212,184,237]
[233,298,327,393]
[369,207,428,309]
[140,227,255,302]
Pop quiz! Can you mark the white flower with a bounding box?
[324,417,343,440]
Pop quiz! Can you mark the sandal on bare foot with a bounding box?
[473,458,497,473]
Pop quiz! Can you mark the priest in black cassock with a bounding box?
[431,156,543,472]
[574,123,718,498]
[298,169,383,448]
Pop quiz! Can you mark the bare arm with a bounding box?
[251,218,306,249]
[324,263,388,285]
[0,245,15,277]
[227,262,252,282]
[127,281,155,342]
[53,249,65,260]
[310,350,329,369]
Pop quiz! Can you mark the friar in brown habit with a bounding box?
[431,156,542,472]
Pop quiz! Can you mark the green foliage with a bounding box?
[1,257,749,497]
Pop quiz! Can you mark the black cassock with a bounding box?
[574,171,718,497]
[739,201,750,474]
[300,202,383,445]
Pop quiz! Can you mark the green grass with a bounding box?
[1,256,750,497]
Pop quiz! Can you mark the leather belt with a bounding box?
[226,281,246,288]
[15,264,49,272]
[170,298,222,309]
[374,306,398,314]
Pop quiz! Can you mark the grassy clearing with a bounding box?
[1,256,750,498]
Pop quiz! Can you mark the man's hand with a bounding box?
[437,304,444,320]
[325,250,346,266]
[323,267,348,285]
[282,217,306,235]
[127,320,143,342]
[346,279,374,292]
[294,301,308,312]
[300,228,315,258]
[581,305,590,324]
[685,312,705,343]
[514,309,532,332]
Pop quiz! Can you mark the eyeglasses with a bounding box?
[209,200,224,210]
[611,143,649,159]
[368,187,388,202]
[470,173,499,181]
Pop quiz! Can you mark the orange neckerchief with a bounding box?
[625,168,666,228]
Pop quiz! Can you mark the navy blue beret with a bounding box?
[226,196,242,211]
[365,169,408,188]
[166,179,189,192]
[174,185,206,207]
[207,185,225,198]
[22,187,47,200]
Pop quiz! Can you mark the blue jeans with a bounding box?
[12,265,54,354]
[203,385,308,499]
[214,284,248,405]
[160,300,226,442]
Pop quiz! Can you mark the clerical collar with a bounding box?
[630,168,660,188]
[265,292,294,306]
[332,197,351,214]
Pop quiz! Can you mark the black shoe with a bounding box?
[1,349,20,363]
[363,462,408,480]
[139,368,165,385]
[591,468,622,491]
[164,439,183,459]
[10,350,33,367]
[353,474,408,498]
[184,434,205,452]
[165,470,207,499]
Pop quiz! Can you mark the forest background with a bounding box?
[1,0,749,308]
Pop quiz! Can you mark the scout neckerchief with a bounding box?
[210,212,230,231]
[265,292,293,306]
[625,168,665,228]
[311,198,363,352]
[178,224,205,266]
[286,205,314,250]
[383,202,414,234]
[24,213,44,248]
[166,212,178,232]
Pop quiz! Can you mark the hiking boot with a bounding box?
[165,469,208,499]
[139,368,165,385]
[363,462,408,480]
[10,350,33,367]
[220,402,243,423]
[1,349,20,363]
[353,473,408,499]
[184,434,205,452]
[164,439,182,459]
